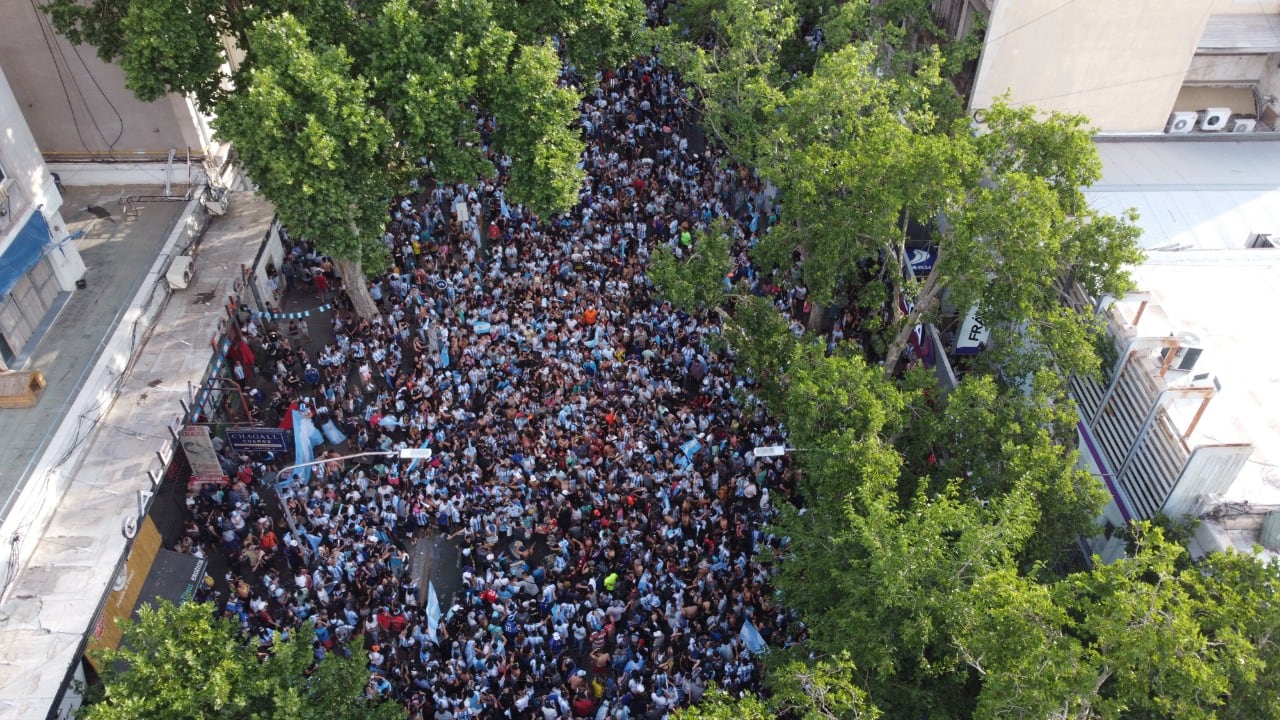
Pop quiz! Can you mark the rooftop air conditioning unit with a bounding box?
[1228,117,1257,133]
[1167,111,1197,134]
[1160,331,1204,371]
[1177,346,1203,371]
[166,255,194,290]
[1199,107,1231,131]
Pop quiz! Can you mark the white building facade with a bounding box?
[0,65,86,367]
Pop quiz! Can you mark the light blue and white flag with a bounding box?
[426,581,442,643]
[739,618,768,655]
[290,409,325,485]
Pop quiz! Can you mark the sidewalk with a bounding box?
[0,193,276,719]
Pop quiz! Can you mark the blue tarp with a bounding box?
[0,212,51,297]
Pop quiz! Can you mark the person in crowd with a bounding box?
[182,44,838,720]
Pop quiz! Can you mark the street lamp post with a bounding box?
[751,445,830,458]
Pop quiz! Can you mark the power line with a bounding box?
[28,0,92,154]
[67,32,126,156]
[980,0,1088,49]
[32,0,121,159]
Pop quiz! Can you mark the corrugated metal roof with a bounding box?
[1086,188,1280,250]
[1086,140,1280,251]
[1198,14,1280,53]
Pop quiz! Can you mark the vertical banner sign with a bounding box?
[954,305,991,355]
[180,425,228,485]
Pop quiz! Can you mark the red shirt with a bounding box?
[572,696,595,717]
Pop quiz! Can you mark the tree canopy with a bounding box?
[78,599,399,720]
[46,0,647,313]
[668,0,1143,378]
[651,7,1277,717]
[646,320,1280,717]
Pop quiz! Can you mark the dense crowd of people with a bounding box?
[181,48,837,720]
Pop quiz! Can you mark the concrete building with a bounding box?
[0,65,86,368]
[939,0,1280,135]
[1073,140,1280,562]
[0,6,276,715]
[0,189,277,719]
[926,1,1280,559]
[0,0,223,186]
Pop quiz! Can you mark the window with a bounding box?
[0,162,11,220]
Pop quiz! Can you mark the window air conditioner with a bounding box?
[166,255,195,290]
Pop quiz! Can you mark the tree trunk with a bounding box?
[883,271,941,377]
[334,257,379,319]
[882,317,915,377]
[807,299,826,332]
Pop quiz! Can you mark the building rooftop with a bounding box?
[1088,139,1280,251]
[1107,261,1280,503]
[1084,139,1280,556]
[0,188,186,525]
[0,191,275,719]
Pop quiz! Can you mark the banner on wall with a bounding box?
[86,518,205,669]
[907,246,937,276]
[954,305,991,355]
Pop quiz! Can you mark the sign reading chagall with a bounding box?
[225,427,290,452]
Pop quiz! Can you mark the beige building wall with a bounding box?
[970,0,1214,132]
[0,0,206,156]
[1212,0,1280,14]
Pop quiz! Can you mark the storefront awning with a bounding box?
[0,211,52,297]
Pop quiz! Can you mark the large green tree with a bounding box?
[757,55,1141,377]
[652,234,1106,574]
[668,0,1142,378]
[46,0,645,315]
[214,14,395,317]
[954,527,1280,719]
[653,247,1280,717]
[79,599,398,720]
[675,652,881,720]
